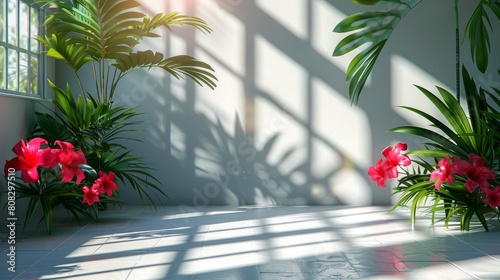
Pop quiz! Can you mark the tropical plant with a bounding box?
[4,137,121,234]
[36,0,217,104]
[369,68,500,231]
[3,0,217,234]
[334,0,500,231]
[333,0,499,103]
[32,81,167,205]
[32,0,217,203]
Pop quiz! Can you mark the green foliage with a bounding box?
[36,0,217,103]
[15,168,120,235]
[9,0,216,234]
[388,70,500,231]
[465,1,500,72]
[333,0,500,103]
[336,1,500,231]
[33,81,168,206]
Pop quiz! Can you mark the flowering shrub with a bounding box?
[4,137,119,234]
[332,0,500,232]
[369,142,500,231]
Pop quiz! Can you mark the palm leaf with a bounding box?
[464,1,500,73]
[332,0,422,103]
[142,11,213,34]
[114,53,218,90]
[38,0,217,102]
[36,34,92,72]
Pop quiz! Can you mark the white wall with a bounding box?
[54,0,497,208]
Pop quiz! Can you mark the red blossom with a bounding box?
[453,154,496,193]
[368,143,412,187]
[430,156,455,191]
[4,138,56,183]
[82,185,100,205]
[382,142,411,167]
[368,159,388,187]
[484,187,500,209]
[95,171,118,196]
[52,140,87,184]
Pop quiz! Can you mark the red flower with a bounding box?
[53,140,87,184]
[4,138,56,183]
[82,185,100,205]
[484,187,500,209]
[382,142,411,168]
[95,171,118,196]
[430,156,455,191]
[368,142,412,187]
[453,154,496,193]
[368,159,393,187]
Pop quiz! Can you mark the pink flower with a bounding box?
[430,156,455,191]
[368,159,391,187]
[382,142,411,168]
[82,185,100,205]
[4,138,56,183]
[94,171,118,196]
[484,187,500,209]
[453,154,496,193]
[53,140,87,184]
[368,143,412,187]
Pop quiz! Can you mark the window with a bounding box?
[0,0,43,98]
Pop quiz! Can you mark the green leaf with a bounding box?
[464,2,493,73]
[332,0,422,103]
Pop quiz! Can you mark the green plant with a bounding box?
[335,0,500,231]
[377,68,500,231]
[37,0,217,104]
[33,0,217,201]
[4,137,121,234]
[333,0,499,103]
[32,81,167,205]
[5,0,218,233]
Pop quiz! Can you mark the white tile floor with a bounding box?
[1,205,500,280]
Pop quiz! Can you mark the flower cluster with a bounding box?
[430,154,500,209]
[82,170,118,205]
[368,142,411,187]
[368,143,500,210]
[4,137,118,205]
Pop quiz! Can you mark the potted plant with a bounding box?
[5,0,217,234]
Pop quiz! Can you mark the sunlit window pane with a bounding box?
[0,1,43,97]
[19,2,29,49]
[7,0,18,46]
[30,6,39,52]
[7,49,18,91]
[19,52,27,92]
[0,1,5,42]
[30,55,37,93]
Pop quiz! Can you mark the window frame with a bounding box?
[0,0,46,100]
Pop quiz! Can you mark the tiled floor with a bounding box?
[1,205,500,280]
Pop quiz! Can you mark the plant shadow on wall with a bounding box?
[152,90,348,207]
[333,0,500,231]
[132,0,389,208]
[3,0,217,234]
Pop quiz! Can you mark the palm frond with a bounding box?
[332,0,422,103]
[36,34,92,72]
[114,52,217,89]
[464,1,500,73]
[142,11,213,34]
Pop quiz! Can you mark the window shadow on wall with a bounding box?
[117,0,457,207]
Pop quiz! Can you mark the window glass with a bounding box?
[0,0,43,97]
